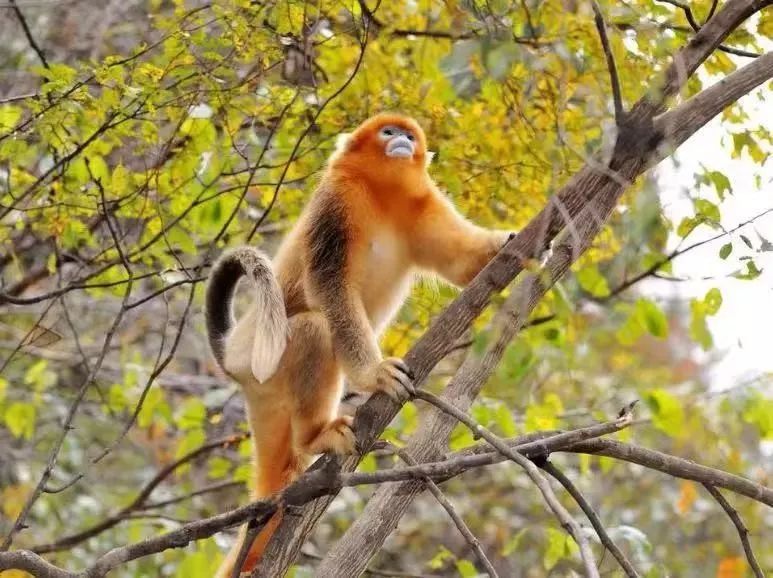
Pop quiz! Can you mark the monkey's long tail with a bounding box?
[214,457,302,578]
[205,246,288,381]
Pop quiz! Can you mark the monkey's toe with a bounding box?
[304,416,357,456]
[376,357,415,401]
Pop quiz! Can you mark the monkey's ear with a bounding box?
[334,132,352,154]
[425,150,436,167]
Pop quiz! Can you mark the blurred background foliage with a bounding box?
[0,1,771,576]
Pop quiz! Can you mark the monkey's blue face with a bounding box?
[378,125,416,159]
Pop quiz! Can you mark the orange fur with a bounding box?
[213,114,509,577]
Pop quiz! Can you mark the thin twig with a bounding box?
[32,434,247,553]
[245,5,372,242]
[386,443,499,578]
[0,92,37,104]
[9,0,49,68]
[541,462,640,578]
[590,0,624,125]
[656,0,759,57]
[603,207,773,300]
[702,484,764,578]
[413,390,602,578]
[0,195,135,550]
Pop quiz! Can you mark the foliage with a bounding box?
[0,1,771,577]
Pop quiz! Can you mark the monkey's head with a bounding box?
[331,114,433,171]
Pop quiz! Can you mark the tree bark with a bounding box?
[254,1,772,574]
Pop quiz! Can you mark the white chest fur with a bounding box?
[361,231,412,333]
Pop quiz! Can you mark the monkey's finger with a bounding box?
[386,357,414,381]
[383,364,415,394]
[340,426,357,454]
[375,377,403,402]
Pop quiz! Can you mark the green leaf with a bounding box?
[455,559,477,578]
[501,528,528,556]
[493,403,518,436]
[177,397,207,431]
[704,288,722,315]
[174,428,206,462]
[449,422,477,450]
[24,359,56,389]
[0,105,22,131]
[525,393,563,431]
[719,243,732,259]
[693,199,720,224]
[689,299,712,349]
[635,299,668,339]
[676,217,699,238]
[742,395,773,439]
[207,456,232,479]
[138,386,167,428]
[543,527,576,569]
[358,453,377,473]
[616,309,644,346]
[734,260,762,280]
[645,389,684,434]
[428,546,454,570]
[86,155,110,185]
[576,265,611,297]
[641,252,672,275]
[707,170,732,200]
[107,384,127,413]
[4,402,36,439]
[740,234,753,249]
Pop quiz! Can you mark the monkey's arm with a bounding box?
[411,194,510,286]
[305,197,412,399]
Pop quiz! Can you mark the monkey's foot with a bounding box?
[367,357,415,402]
[305,416,357,456]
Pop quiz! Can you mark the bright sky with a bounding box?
[653,81,772,389]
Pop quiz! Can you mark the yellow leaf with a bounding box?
[677,480,697,514]
[716,556,744,578]
[0,570,34,578]
[2,484,31,519]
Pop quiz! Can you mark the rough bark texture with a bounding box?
[254,1,772,574]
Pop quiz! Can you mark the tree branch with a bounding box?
[387,443,499,578]
[541,462,640,578]
[0,550,73,578]
[656,0,760,57]
[31,434,247,554]
[702,484,765,578]
[590,0,624,125]
[411,390,603,578]
[9,0,49,69]
[309,189,626,575]
[655,50,773,151]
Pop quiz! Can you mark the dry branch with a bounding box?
[541,462,640,578]
[702,484,765,578]
[255,2,773,572]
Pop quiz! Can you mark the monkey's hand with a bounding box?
[354,358,415,402]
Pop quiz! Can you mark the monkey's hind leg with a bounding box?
[286,312,356,459]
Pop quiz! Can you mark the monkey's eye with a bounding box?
[381,128,394,137]
[406,133,415,141]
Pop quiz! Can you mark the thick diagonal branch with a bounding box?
[253,2,772,573]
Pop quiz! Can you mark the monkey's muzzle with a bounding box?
[386,135,414,159]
